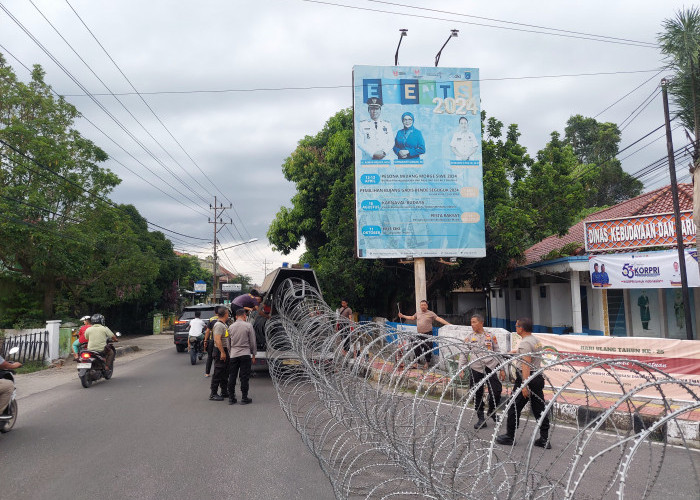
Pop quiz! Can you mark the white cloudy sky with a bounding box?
[0,0,693,283]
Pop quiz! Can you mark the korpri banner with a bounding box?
[588,249,700,289]
[353,65,485,259]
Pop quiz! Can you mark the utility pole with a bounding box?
[209,196,232,305]
[662,79,694,340]
[262,259,273,277]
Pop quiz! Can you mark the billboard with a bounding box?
[584,211,696,252]
[588,249,700,289]
[193,280,207,292]
[353,65,485,259]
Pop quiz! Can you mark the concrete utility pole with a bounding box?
[662,79,694,340]
[208,196,232,304]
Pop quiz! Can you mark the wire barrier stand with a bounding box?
[265,278,700,500]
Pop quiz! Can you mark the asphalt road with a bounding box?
[1,347,335,500]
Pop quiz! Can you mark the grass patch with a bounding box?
[14,361,49,375]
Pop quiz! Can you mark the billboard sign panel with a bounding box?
[194,280,207,293]
[588,249,700,289]
[353,65,485,259]
[584,211,696,252]
[221,283,242,292]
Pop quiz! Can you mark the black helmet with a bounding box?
[91,313,105,326]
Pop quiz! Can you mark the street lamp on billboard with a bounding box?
[395,29,408,66]
[435,29,459,67]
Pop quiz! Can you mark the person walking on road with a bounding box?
[461,314,505,430]
[203,307,222,377]
[226,309,257,405]
[398,300,450,369]
[496,317,551,449]
[209,307,230,401]
[336,299,355,356]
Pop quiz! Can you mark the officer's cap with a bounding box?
[367,97,383,107]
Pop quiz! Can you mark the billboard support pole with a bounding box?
[414,257,427,311]
[662,79,694,340]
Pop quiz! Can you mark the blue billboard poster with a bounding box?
[353,65,485,259]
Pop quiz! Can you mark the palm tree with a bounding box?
[658,8,700,276]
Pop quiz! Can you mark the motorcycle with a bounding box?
[0,346,20,433]
[77,332,121,388]
[188,336,205,365]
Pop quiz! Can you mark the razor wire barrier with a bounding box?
[264,278,700,499]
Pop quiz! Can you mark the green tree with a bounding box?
[268,109,414,316]
[564,115,643,207]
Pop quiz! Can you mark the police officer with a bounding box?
[357,97,394,160]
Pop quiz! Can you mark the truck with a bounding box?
[252,266,323,370]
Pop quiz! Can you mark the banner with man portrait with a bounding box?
[588,249,700,289]
[353,65,486,259]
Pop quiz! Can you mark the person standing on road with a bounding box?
[336,299,354,355]
[187,310,206,352]
[72,315,92,361]
[209,307,231,401]
[84,314,118,370]
[226,309,257,405]
[496,317,551,449]
[0,353,22,414]
[203,307,222,377]
[398,300,450,369]
[461,314,505,430]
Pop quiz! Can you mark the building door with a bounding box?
[607,289,627,336]
[580,286,589,331]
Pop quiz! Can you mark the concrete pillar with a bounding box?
[414,257,427,312]
[46,320,61,363]
[570,271,582,334]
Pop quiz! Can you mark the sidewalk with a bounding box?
[14,333,175,400]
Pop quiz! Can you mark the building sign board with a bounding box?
[221,283,242,292]
[588,249,700,289]
[584,211,696,252]
[353,65,486,259]
[193,280,207,293]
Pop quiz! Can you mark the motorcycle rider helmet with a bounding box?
[90,313,105,325]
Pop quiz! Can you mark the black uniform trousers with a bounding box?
[471,366,502,420]
[228,355,252,398]
[205,338,215,375]
[210,347,230,396]
[413,333,433,364]
[505,373,550,440]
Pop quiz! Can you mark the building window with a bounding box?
[515,290,522,301]
[491,290,496,298]
[540,286,547,298]
[498,289,503,298]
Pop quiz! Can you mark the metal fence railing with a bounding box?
[0,330,49,364]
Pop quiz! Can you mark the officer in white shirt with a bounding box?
[357,97,394,160]
[450,116,478,160]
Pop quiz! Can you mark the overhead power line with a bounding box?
[58,69,661,97]
[302,0,657,48]
[0,138,210,242]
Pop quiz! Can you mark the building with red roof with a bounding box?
[489,184,697,339]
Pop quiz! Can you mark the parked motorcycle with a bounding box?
[77,332,121,388]
[0,346,20,433]
[189,336,205,365]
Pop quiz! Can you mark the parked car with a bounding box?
[173,304,221,353]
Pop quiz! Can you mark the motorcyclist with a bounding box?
[188,310,206,352]
[84,314,118,370]
[0,353,22,414]
[72,315,92,361]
